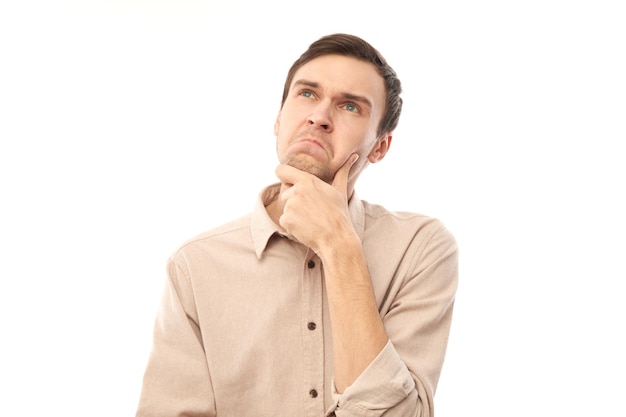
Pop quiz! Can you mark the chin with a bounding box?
[285,155,334,184]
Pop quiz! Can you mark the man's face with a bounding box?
[274,54,389,185]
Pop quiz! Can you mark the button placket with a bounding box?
[302,252,324,414]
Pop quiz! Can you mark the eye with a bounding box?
[344,102,359,113]
[300,89,315,98]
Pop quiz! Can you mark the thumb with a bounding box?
[332,153,359,192]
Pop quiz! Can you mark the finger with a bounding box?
[332,153,359,191]
[275,163,312,187]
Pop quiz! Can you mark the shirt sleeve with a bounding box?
[135,257,216,417]
[327,223,458,417]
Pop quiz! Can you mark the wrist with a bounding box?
[317,226,361,262]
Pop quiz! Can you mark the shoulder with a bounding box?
[362,200,450,232]
[360,200,457,254]
[170,214,253,259]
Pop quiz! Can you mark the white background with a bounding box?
[1,1,625,415]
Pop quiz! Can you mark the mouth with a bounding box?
[294,131,331,152]
[288,139,328,160]
[299,138,325,149]
[284,130,334,164]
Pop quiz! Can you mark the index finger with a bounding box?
[275,163,314,186]
[331,153,359,193]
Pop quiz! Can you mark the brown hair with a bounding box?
[281,33,403,138]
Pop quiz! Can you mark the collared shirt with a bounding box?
[136,184,458,417]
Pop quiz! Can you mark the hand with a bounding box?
[275,154,359,253]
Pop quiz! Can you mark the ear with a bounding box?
[367,133,392,163]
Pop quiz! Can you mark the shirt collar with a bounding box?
[250,183,365,259]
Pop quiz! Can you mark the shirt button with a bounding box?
[309,389,318,398]
[307,322,316,331]
[307,260,315,269]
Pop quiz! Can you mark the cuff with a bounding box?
[327,340,415,416]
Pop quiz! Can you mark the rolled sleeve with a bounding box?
[327,220,458,417]
[327,341,415,417]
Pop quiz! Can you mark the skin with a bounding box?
[266,54,393,393]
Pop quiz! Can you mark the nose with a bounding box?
[306,102,333,132]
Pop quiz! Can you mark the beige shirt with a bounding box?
[136,184,458,417]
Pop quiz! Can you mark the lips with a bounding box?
[299,138,325,149]
[293,131,331,154]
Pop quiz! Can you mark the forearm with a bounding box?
[319,232,389,393]
[321,221,458,417]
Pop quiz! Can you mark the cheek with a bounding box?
[275,112,298,139]
[356,136,377,156]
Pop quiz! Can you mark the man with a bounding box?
[136,33,458,417]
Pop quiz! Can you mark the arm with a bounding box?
[318,225,389,393]
[330,224,458,417]
[135,258,216,417]
[275,158,458,417]
[276,155,386,392]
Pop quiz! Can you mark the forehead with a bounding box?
[291,54,386,107]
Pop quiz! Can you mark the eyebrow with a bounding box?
[293,79,373,109]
